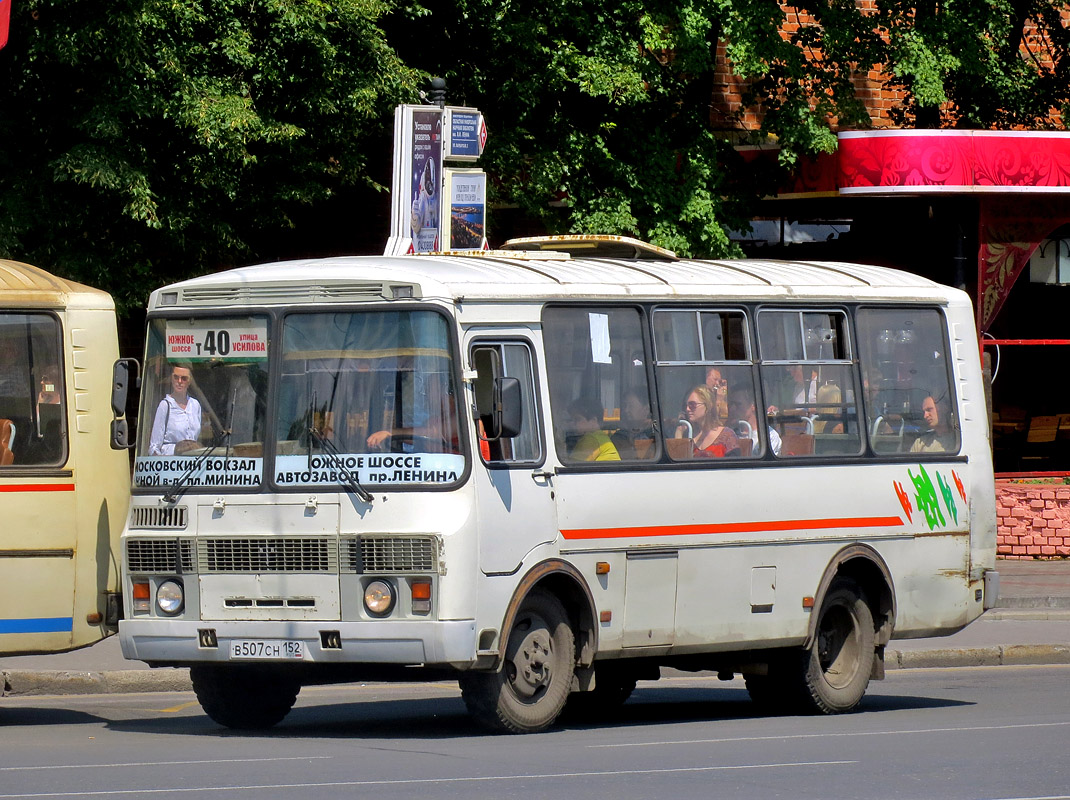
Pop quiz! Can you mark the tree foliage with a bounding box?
[0,0,419,310]
[389,0,761,257]
[2,1,1069,301]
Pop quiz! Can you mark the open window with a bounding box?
[471,341,540,465]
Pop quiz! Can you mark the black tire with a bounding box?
[564,665,637,720]
[459,589,575,733]
[792,579,876,714]
[190,666,301,730]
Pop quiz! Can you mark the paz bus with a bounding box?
[0,260,132,659]
[118,236,997,733]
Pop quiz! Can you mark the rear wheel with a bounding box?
[459,589,575,733]
[190,666,301,730]
[793,579,875,714]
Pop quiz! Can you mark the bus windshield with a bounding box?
[274,309,464,489]
[135,316,270,491]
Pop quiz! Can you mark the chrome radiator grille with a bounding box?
[126,538,196,574]
[342,536,438,574]
[197,537,337,573]
[129,506,188,530]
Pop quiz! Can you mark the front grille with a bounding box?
[129,506,188,530]
[126,538,196,574]
[343,536,438,574]
[198,537,336,573]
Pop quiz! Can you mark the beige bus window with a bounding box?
[0,313,65,467]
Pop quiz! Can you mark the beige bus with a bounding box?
[0,260,132,657]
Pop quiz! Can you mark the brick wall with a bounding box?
[996,482,1070,559]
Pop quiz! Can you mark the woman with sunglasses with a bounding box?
[148,363,203,455]
[675,384,740,458]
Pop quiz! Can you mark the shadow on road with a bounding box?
[95,682,972,739]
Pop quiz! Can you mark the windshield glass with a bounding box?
[134,317,269,491]
[275,309,464,488]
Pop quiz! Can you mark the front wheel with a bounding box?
[459,589,575,733]
[794,579,875,714]
[190,666,301,730]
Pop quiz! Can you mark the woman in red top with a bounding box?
[676,385,740,458]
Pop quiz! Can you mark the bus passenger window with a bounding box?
[856,308,959,455]
[757,310,863,458]
[0,313,66,466]
[652,308,763,460]
[543,306,655,464]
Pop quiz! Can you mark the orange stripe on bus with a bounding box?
[561,515,905,540]
[0,484,76,493]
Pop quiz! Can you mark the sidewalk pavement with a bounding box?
[3,559,1069,697]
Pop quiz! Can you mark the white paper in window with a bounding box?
[589,313,612,364]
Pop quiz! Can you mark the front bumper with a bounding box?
[120,618,477,667]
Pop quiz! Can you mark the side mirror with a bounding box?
[110,358,139,450]
[495,377,522,439]
[472,348,523,440]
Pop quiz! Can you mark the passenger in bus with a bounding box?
[910,394,955,453]
[676,385,740,458]
[149,364,203,456]
[611,390,656,460]
[812,383,845,435]
[728,388,781,456]
[567,397,620,462]
[766,364,817,420]
[704,367,729,421]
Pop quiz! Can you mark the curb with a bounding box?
[886,644,1070,670]
[2,668,192,697]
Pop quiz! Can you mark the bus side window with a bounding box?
[0,313,66,467]
[543,307,655,465]
[471,342,542,465]
[757,309,863,458]
[856,308,958,455]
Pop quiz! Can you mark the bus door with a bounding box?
[0,311,78,652]
[466,333,557,575]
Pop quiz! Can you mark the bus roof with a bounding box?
[149,251,961,311]
[0,260,116,311]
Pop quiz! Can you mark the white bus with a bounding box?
[119,236,997,733]
[0,260,132,658]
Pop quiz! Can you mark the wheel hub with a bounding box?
[506,618,553,699]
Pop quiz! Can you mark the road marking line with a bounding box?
[154,701,200,713]
[588,720,1070,748]
[0,761,857,796]
[0,757,331,773]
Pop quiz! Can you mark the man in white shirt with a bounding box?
[729,388,782,456]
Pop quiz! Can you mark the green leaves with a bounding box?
[1,0,419,311]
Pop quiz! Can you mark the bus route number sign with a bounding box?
[166,320,268,361]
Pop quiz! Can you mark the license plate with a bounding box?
[229,639,305,660]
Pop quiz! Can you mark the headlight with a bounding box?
[156,580,184,616]
[364,580,395,616]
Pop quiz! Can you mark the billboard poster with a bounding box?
[444,108,485,161]
[442,169,487,251]
[409,109,443,253]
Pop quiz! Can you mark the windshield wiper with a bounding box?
[309,426,373,504]
[162,429,231,504]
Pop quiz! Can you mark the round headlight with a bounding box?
[364,580,395,616]
[156,580,184,616]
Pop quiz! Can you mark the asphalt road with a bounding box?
[2,666,1069,800]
